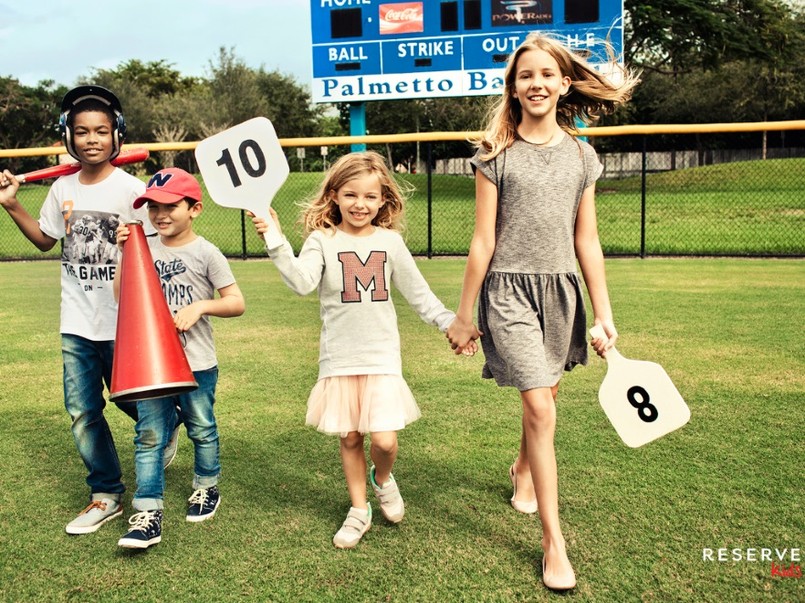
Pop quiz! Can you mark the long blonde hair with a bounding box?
[301,151,409,234]
[477,33,640,160]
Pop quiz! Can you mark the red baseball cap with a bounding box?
[134,168,202,208]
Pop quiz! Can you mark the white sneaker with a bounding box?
[370,466,405,523]
[333,504,371,549]
[65,498,123,534]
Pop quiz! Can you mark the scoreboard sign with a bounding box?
[310,0,624,103]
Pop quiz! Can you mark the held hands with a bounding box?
[115,224,131,251]
[589,320,618,358]
[459,339,479,357]
[446,317,482,357]
[0,170,21,207]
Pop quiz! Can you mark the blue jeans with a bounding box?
[133,367,220,511]
[62,334,139,499]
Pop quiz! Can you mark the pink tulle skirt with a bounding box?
[305,374,421,437]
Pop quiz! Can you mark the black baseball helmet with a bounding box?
[59,85,126,161]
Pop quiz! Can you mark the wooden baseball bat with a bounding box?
[15,148,150,184]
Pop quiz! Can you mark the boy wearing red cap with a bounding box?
[0,85,180,535]
[114,168,245,549]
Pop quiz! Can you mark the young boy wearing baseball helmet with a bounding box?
[0,85,180,535]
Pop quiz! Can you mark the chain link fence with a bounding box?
[1,125,803,260]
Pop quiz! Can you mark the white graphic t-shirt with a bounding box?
[38,169,148,341]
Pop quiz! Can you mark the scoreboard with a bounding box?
[310,0,624,103]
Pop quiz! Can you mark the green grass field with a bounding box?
[2,157,803,259]
[595,158,805,256]
[0,258,802,602]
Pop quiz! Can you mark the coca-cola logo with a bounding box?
[385,8,419,22]
[380,2,423,34]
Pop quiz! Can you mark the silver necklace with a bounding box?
[528,130,560,146]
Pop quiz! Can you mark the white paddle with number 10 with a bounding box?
[194,117,289,249]
[590,325,690,448]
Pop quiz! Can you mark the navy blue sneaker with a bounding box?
[118,510,162,549]
[186,486,220,522]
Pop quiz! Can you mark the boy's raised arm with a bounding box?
[0,170,58,252]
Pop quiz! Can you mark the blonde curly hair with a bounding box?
[301,151,410,235]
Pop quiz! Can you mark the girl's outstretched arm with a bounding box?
[251,209,324,296]
[574,184,616,357]
[446,170,496,354]
[251,208,284,240]
[388,234,477,356]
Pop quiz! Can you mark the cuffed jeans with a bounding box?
[62,333,139,498]
[133,367,220,511]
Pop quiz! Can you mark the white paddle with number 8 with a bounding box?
[194,117,289,249]
[590,324,690,448]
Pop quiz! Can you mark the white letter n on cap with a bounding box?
[148,173,173,188]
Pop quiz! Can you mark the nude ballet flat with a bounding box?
[508,464,538,514]
[542,556,577,591]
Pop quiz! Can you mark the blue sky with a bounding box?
[0,0,312,88]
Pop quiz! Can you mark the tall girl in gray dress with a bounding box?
[446,34,639,591]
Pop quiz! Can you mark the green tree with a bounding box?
[83,60,199,144]
[90,59,198,97]
[255,70,323,139]
[338,96,488,167]
[297,113,348,172]
[625,0,793,72]
[0,78,66,172]
[204,47,267,131]
[624,0,805,137]
[201,48,324,139]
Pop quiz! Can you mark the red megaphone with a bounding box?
[109,221,198,402]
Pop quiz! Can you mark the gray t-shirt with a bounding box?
[471,134,603,274]
[146,235,236,371]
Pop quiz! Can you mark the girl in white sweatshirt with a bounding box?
[252,151,475,549]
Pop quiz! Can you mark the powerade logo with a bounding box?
[493,0,552,25]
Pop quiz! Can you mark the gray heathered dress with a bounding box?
[470,133,603,391]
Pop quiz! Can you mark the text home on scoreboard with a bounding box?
[310,0,624,103]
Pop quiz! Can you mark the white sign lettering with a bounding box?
[315,70,509,103]
[320,0,369,8]
[329,46,369,62]
[481,36,522,53]
[397,40,454,58]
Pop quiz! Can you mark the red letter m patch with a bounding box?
[338,251,388,303]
